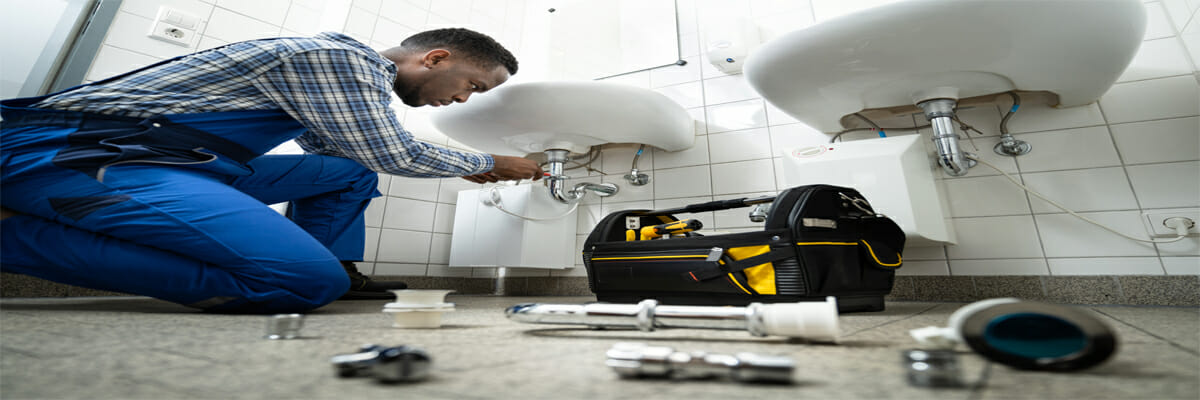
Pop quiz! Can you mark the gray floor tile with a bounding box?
[1,296,1196,399]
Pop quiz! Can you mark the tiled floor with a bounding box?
[1,296,1197,399]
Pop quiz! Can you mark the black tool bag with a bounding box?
[581,184,905,312]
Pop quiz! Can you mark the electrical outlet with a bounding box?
[1142,210,1200,237]
[147,6,199,47]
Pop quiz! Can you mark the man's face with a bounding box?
[394,52,510,108]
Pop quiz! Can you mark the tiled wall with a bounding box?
[80,0,1198,283]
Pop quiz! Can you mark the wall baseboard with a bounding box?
[4,272,1196,307]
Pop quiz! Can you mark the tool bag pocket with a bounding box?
[587,237,767,296]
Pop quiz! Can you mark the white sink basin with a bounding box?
[431,81,694,156]
[744,0,1146,133]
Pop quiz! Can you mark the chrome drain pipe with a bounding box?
[544,149,618,203]
[504,298,840,342]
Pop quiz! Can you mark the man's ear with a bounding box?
[422,49,452,68]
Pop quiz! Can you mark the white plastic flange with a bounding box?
[760,296,840,342]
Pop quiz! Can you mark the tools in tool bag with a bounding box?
[627,219,704,241]
[582,184,906,312]
[606,342,796,383]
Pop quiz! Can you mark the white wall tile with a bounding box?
[948,259,1050,275]
[203,7,281,43]
[380,0,428,29]
[904,245,947,260]
[764,101,800,126]
[710,159,776,195]
[85,46,156,81]
[896,260,949,276]
[365,197,386,227]
[1181,7,1200,67]
[387,175,440,201]
[283,5,322,36]
[601,144,654,175]
[373,262,427,275]
[943,175,1031,217]
[1117,37,1194,82]
[1022,167,1140,213]
[576,204,604,234]
[652,196,715,230]
[707,128,772,163]
[1036,211,1159,257]
[650,57,702,88]
[705,99,767,133]
[1013,126,1122,172]
[1047,257,1165,275]
[1143,2,1177,40]
[1162,256,1200,274]
[1110,117,1200,164]
[433,202,456,233]
[105,11,200,58]
[344,6,377,40]
[946,216,1044,259]
[1126,161,1200,208]
[364,227,380,261]
[429,233,451,264]
[1099,75,1200,124]
[654,166,712,198]
[381,197,437,231]
[215,0,290,26]
[654,81,705,109]
[1162,0,1194,28]
[1004,101,1106,134]
[439,179,478,204]
[702,74,759,105]
[601,174,654,203]
[375,229,432,263]
[601,70,651,88]
[121,0,215,21]
[373,16,420,46]
[711,192,772,229]
[767,123,828,157]
[654,136,710,169]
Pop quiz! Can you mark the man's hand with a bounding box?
[462,155,543,183]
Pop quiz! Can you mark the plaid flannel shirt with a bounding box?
[32,32,494,178]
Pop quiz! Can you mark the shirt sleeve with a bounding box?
[250,48,494,177]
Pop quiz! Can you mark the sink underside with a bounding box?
[744,0,1146,133]
[431,81,694,156]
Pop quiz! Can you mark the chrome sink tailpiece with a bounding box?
[504,297,840,342]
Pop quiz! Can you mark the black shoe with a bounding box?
[340,262,407,300]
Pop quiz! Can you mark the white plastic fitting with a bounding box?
[759,296,840,342]
[382,289,455,328]
[1164,217,1196,237]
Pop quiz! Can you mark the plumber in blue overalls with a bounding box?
[0,28,542,313]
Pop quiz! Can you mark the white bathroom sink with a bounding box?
[744,0,1146,133]
[431,81,695,156]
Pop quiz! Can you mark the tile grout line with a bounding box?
[841,304,942,338]
[1090,307,1200,357]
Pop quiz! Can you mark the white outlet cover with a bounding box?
[148,21,194,47]
[1142,209,1200,237]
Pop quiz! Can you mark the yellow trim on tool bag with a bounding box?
[726,272,754,294]
[590,255,708,261]
[861,240,902,267]
[727,245,776,295]
[795,242,858,246]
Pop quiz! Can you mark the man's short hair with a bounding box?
[402,28,518,75]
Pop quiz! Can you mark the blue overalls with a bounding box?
[1,59,381,313]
